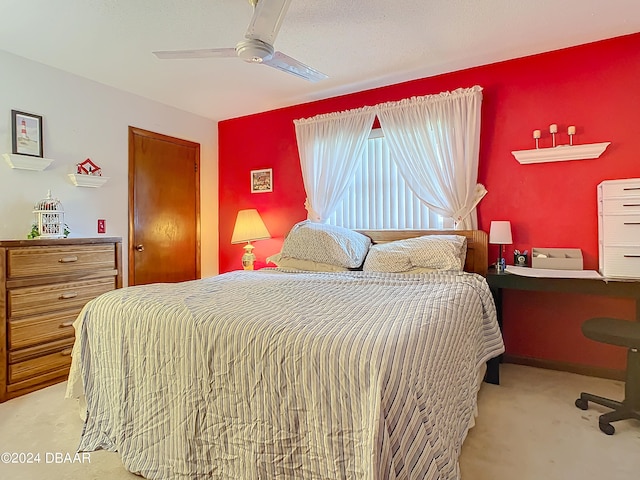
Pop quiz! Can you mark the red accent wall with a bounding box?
[219,33,640,372]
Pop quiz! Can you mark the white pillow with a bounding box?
[280,221,371,269]
[266,252,349,272]
[363,235,467,272]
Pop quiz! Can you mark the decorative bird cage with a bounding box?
[33,190,65,238]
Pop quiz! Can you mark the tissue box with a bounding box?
[531,248,583,270]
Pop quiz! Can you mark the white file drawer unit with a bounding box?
[598,178,640,278]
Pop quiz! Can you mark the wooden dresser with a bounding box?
[598,178,640,278]
[0,237,122,402]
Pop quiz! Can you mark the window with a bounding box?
[327,130,448,229]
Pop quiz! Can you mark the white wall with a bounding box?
[0,50,218,283]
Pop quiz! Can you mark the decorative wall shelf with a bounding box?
[512,142,611,164]
[3,153,55,171]
[68,174,109,188]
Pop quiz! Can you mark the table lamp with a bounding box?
[489,221,512,273]
[231,209,271,270]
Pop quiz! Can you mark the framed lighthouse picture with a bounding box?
[11,110,43,157]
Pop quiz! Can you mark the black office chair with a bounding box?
[575,317,640,435]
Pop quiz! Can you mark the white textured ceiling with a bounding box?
[0,0,638,122]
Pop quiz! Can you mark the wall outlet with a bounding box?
[97,219,106,234]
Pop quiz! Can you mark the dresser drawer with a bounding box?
[7,244,116,279]
[601,215,640,244]
[8,310,78,350]
[600,179,640,199]
[8,278,115,319]
[601,246,640,279]
[601,198,640,215]
[7,338,74,384]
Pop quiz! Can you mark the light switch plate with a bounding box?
[97,219,106,234]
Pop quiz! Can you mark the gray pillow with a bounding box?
[280,221,371,269]
[363,235,467,272]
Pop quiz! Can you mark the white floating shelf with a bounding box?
[3,153,55,171]
[68,174,109,188]
[512,142,611,164]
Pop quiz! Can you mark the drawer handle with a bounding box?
[59,256,78,263]
[623,254,640,258]
[622,204,640,207]
[623,187,640,191]
[60,349,73,357]
[623,222,640,225]
[59,292,78,300]
[59,321,74,328]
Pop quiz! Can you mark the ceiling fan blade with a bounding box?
[153,48,237,60]
[246,0,292,45]
[263,51,328,82]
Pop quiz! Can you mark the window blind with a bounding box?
[327,132,445,229]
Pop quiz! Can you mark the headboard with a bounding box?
[357,229,489,276]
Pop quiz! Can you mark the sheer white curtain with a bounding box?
[294,107,376,222]
[376,86,486,229]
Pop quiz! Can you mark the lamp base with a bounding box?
[495,244,506,273]
[241,242,256,270]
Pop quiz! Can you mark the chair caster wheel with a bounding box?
[575,398,588,410]
[599,422,615,435]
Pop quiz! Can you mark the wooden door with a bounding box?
[128,127,201,285]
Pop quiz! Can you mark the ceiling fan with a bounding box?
[152,0,327,82]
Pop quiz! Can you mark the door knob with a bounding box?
[135,244,144,252]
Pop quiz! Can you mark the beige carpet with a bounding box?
[0,364,638,479]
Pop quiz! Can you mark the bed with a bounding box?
[66,227,504,480]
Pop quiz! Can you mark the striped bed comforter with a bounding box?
[66,269,504,480]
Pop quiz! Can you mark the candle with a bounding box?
[549,124,558,134]
[568,125,576,145]
[533,129,541,139]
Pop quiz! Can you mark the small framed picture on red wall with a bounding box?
[251,168,272,193]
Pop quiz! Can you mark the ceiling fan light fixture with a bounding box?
[235,39,274,63]
[154,0,326,81]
